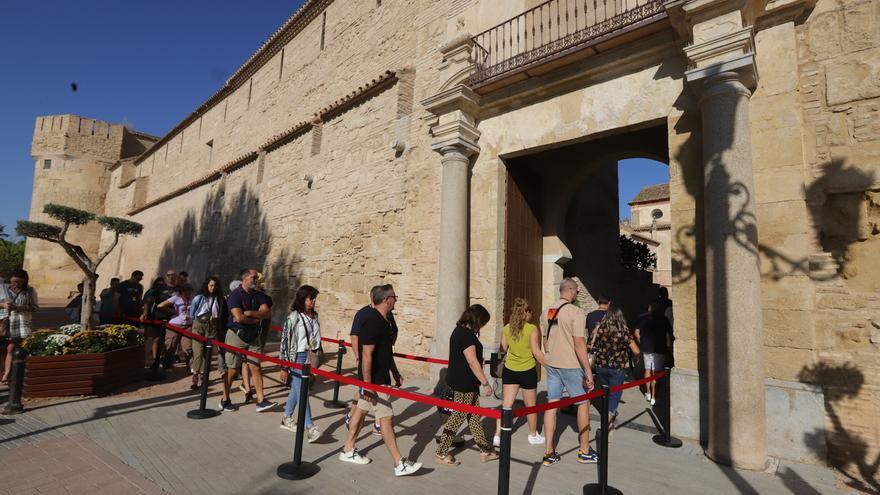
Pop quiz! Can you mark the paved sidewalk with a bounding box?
[0,362,851,495]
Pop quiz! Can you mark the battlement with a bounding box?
[32,114,127,162]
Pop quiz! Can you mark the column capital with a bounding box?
[423,85,482,157]
[686,53,757,100]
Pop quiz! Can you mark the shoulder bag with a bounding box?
[587,324,601,369]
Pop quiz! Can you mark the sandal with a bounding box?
[480,451,500,463]
[434,454,460,466]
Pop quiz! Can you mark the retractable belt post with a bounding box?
[324,341,347,409]
[585,385,621,495]
[2,348,28,414]
[497,407,513,495]
[652,367,682,448]
[187,337,220,420]
[277,362,320,480]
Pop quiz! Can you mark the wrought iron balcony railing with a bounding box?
[469,0,666,86]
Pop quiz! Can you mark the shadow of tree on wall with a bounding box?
[156,182,300,323]
[799,362,879,494]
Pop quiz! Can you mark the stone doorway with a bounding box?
[501,123,670,325]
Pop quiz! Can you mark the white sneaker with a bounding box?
[650,397,656,406]
[306,426,321,443]
[645,392,652,402]
[394,457,423,477]
[339,448,370,465]
[527,433,545,445]
[492,435,501,448]
[280,416,297,433]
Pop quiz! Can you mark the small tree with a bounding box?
[619,234,657,272]
[16,204,143,328]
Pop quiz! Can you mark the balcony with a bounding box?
[469,0,668,92]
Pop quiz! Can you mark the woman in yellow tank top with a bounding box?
[492,298,546,447]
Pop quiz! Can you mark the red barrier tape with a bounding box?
[609,370,668,393]
[512,388,606,418]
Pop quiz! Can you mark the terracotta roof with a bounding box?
[628,183,669,205]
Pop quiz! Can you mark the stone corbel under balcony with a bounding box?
[684,26,754,69]
[422,85,482,154]
[685,52,758,93]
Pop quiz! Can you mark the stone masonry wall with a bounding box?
[797,0,880,485]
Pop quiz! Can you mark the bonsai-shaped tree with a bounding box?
[16,204,143,328]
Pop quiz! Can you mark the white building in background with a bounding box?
[621,183,671,288]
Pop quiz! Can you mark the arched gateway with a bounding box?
[25,0,879,483]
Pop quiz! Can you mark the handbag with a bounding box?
[235,324,261,344]
[437,387,455,416]
[490,351,506,378]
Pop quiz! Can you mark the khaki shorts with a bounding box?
[356,391,394,420]
[224,328,262,369]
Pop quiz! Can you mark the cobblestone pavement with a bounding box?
[0,357,853,495]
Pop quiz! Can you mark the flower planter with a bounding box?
[23,344,145,397]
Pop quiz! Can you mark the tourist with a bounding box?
[339,284,422,476]
[64,283,83,323]
[634,301,672,405]
[141,277,167,374]
[279,284,322,443]
[540,278,597,465]
[189,276,224,390]
[0,270,38,384]
[656,287,675,367]
[492,297,545,447]
[117,270,144,324]
[217,280,242,377]
[218,268,277,413]
[157,283,195,375]
[98,277,121,325]
[178,271,189,287]
[586,295,610,338]
[434,304,498,466]
[241,272,272,404]
[345,285,395,436]
[592,305,641,428]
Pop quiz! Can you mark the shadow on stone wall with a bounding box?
[156,183,300,322]
[799,362,879,493]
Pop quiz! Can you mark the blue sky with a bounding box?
[0,1,666,239]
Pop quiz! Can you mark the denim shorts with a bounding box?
[545,365,588,403]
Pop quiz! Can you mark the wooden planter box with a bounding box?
[24,344,145,397]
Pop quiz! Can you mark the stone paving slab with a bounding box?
[1,365,854,495]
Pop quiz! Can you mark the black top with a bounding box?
[586,309,607,336]
[226,287,271,331]
[259,292,274,332]
[117,281,143,317]
[150,286,176,320]
[446,325,483,393]
[637,311,672,354]
[351,305,398,340]
[357,308,394,386]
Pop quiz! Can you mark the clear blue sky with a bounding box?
[618,158,669,220]
[0,1,666,238]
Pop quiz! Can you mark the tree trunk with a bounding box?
[80,274,98,329]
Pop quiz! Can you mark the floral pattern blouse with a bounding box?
[591,322,632,369]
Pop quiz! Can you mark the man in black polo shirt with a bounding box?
[586,295,611,340]
[117,270,144,322]
[338,284,421,477]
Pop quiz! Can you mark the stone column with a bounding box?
[691,63,767,470]
[434,145,476,360]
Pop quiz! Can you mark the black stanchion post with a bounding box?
[497,407,512,495]
[585,386,621,495]
[187,338,220,420]
[324,341,346,409]
[2,348,28,414]
[277,362,320,480]
[652,367,682,448]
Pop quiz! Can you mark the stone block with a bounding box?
[755,22,800,97]
[753,164,806,204]
[807,11,842,61]
[825,112,852,146]
[843,0,880,52]
[763,308,815,349]
[765,346,817,382]
[825,49,880,106]
[762,274,814,312]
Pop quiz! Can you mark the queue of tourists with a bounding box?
[2,267,672,478]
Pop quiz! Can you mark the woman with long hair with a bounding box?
[591,305,640,429]
[0,269,38,383]
[189,276,225,390]
[492,298,546,447]
[279,284,322,443]
[435,304,498,466]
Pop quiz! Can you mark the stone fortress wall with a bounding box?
[25,0,879,483]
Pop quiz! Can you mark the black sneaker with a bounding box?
[577,448,599,464]
[218,399,235,411]
[542,451,560,466]
[255,399,278,413]
[244,389,255,404]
